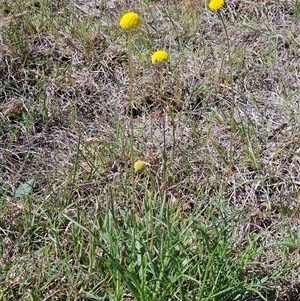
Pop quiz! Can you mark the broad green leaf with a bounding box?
[14,179,36,197]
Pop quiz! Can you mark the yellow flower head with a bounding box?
[208,0,225,11]
[120,12,141,30]
[151,50,169,64]
[134,160,146,172]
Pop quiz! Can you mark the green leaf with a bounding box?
[14,179,36,197]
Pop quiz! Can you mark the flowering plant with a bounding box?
[151,50,169,64]
[120,12,141,30]
[134,160,146,172]
[208,0,225,11]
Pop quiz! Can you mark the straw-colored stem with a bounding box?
[219,11,235,190]
[128,32,135,169]
[159,66,167,201]
[170,105,175,162]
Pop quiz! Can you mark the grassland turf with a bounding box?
[1,0,300,300]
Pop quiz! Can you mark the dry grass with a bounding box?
[1,0,300,300]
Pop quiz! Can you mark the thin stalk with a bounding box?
[198,252,215,301]
[170,105,176,162]
[218,11,235,193]
[128,32,135,169]
[149,195,155,251]
[159,66,167,202]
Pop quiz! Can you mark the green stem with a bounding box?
[149,196,154,251]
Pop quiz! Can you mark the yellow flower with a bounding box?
[120,12,141,30]
[134,160,146,172]
[151,50,169,64]
[208,0,225,11]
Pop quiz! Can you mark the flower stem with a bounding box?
[159,66,167,202]
[219,11,235,191]
[170,106,175,162]
[128,32,135,169]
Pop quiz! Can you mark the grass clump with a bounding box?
[63,195,276,301]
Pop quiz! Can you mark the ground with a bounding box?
[1,0,300,300]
